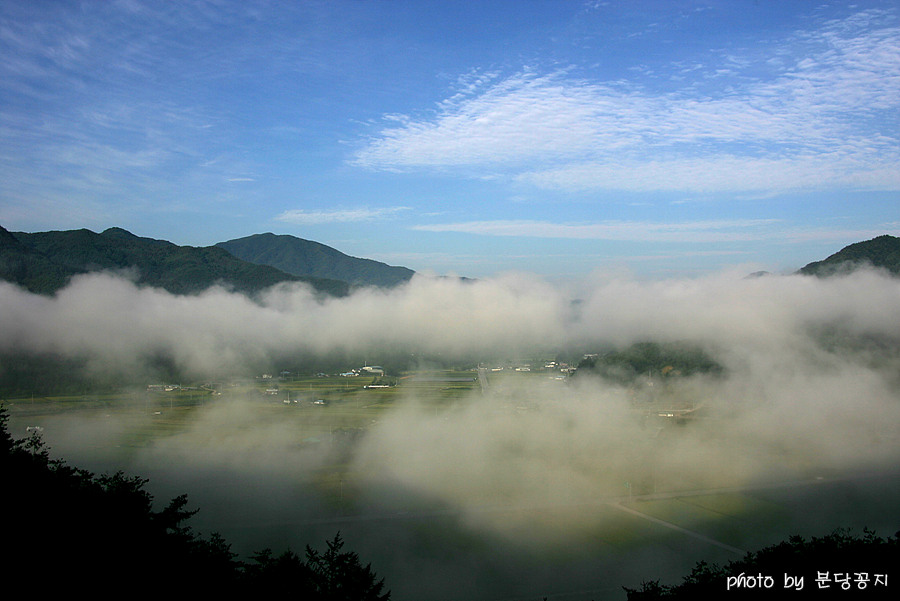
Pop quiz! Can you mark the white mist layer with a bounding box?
[2,267,899,543]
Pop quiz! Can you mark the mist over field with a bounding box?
[2,268,899,598]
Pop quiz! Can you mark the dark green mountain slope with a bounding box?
[217,233,414,288]
[0,225,80,294]
[4,227,348,297]
[798,235,900,277]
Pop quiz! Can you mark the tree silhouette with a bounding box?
[0,405,388,598]
[245,532,390,600]
[624,528,898,599]
[305,532,391,601]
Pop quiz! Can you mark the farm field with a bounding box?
[3,368,898,600]
[2,367,489,506]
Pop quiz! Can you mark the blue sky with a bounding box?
[1,0,898,279]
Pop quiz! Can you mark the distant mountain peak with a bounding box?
[2,226,349,297]
[798,234,900,277]
[216,233,414,288]
[101,227,139,239]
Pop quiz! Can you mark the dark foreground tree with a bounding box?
[624,528,898,599]
[246,532,390,600]
[0,406,389,598]
[0,406,242,593]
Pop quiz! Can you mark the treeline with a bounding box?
[574,341,724,385]
[0,350,203,397]
[0,346,459,397]
[0,406,390,598]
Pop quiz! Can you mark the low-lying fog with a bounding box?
[2,267,899,599]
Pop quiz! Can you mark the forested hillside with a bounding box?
[1,226,348,297]
[217,232,414,288]
[573,341,724,384]
[798,235,900,277]
[0,225,76,294]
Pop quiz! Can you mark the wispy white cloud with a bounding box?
[354,9,900,194]
[413,219,897,246]
[276,206,411,225]
[517,153,900,193]
[412,219,781,243]
[0,1,324,224]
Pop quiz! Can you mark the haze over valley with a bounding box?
[2,230,899,599]
[2,1,899,597]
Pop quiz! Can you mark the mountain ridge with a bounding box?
[1,225,349,297]
[797,234,900,277]
[4,227,897,297]
[0,225,77,294]
[216,232,415,288]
